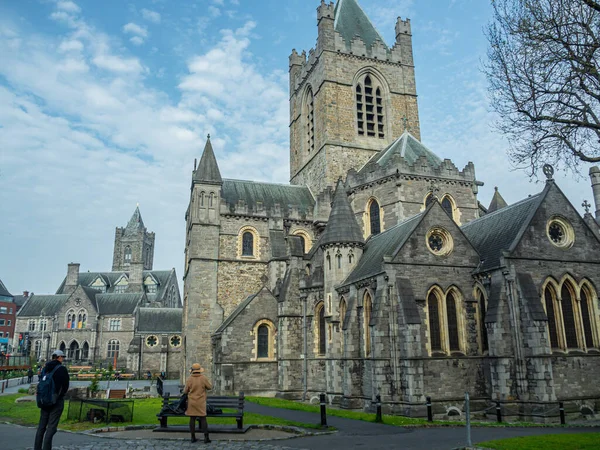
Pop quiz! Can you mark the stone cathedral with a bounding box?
[183,0,600,418]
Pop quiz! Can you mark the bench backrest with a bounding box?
[162,392,244,411]
[108,389,127,399]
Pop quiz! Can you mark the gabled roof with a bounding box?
[0,278,12,298]
[137,307,182,333]
[221,179,314,216]
[362,132,443,171]
[342,211,424,286]
[334,0,387,50]
[488,187,508,213]
[96,293,143,315]
[124,206,145,236]
[320,179,364,247]
[214,292,258,334]
[17,294,70,317]
[462,190,546,273]
[194,136,222,185]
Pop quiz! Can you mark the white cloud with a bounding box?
[208,6,221,17]
[92,53,143,73]
[123,22,148,45]
[58,39,83,52]
[56,1,81,14]
[141,8,161,24]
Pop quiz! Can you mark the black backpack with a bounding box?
[36,365,61,408]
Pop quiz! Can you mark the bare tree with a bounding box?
[485,0,600,176]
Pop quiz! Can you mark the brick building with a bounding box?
[182,0,600,418]
[0,279,17,353]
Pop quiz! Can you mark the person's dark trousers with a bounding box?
[34,397,64,450]
[198,416,210,443]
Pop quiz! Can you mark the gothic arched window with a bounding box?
[257,324,269,358]
[336,254,342,269]
[81,342,89,360]
[561,283,579,348]
[364,292,372,356]
[427,291,442,353]
[580,287,595,349]
[544,285,559,349]
[317,303,326,356]
[242,232,254,256]
[339,298,347,329]
[441,196,453,218]
[446,291,460,352]
[356,74,385,138]
[368,199,381,236]
[305,88,315,153]
[477,289,489,353]
[124,246,132,264]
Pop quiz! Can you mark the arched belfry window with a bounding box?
[242,232,253,256]
[305,88,315,153]
[356,74,385,138]
[124,246,132,264]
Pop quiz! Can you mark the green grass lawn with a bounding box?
[0,394,320,432]
[479,433,600,449]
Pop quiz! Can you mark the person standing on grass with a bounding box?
[183,363,212,443]
[27,367,34,383]
[34,350,69,450]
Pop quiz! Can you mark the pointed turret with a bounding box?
[488,187,508,213]
[320,179,364,246]
[124,206,145,236]
[334,0,388,50]
[194,135,222,185]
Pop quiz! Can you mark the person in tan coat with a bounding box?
[183,363,213,443]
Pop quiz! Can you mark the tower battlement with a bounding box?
[317,1,335,21]
[395,17,411,38]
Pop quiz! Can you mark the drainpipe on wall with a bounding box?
[302,293,308,402]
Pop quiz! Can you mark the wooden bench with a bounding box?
[107,389,127,399]
[76,373,98,380]
[156,392,245,431]
[118,373,136,379]
[70,365,92,372]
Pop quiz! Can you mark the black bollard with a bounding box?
[426,396,433,422]
[375,395,382,423]
[320,393,327,427]
[496,401,502,423]
[559,402,565,425]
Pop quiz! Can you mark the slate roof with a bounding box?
[334,0,388,50]
[214,293,258,334]
[17,295,70,317]
[12,295,28,308]
[137,307,182,333]
[363,132,443,170]
[462,191,545,273]
[396,277,421,325]
[0,278,12,298]
[487,187,508,213]
[319,179,364,247]
[96,293,143,315]
[194,137,222,185]
[56,269,175,299]
[124,206,145,236]
[221,179,314,216]
[342,212,424,286]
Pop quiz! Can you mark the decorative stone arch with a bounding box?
[472,282,489,354]
[314,302,326,356]
[352,67,391,139]
[302,85,316,154]
[292,229,312,254]
[423,192,436,209]
[252,319,277,361]
[364,196,383,237]
[237,225,260,259]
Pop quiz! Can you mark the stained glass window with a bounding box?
[561,284,579,348]
[257,325,269,358]
[549,223,565,244]
[428,292,442,352]
[242,232,254,256]
[369,200,381,235]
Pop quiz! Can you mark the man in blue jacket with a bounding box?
[34,350,70,450]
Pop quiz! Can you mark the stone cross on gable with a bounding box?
[582,200,591,214]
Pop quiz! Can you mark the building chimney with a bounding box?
[65,263,80,293]
[23,290,29,298]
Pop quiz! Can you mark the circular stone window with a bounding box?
[547,217,574,249]
[426,227,453,256]
[146,335,158,347]
[170,335,181,347]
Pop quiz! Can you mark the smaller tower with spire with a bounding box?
[112,206,155,271]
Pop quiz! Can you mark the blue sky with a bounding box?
[0,0,593,295]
